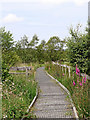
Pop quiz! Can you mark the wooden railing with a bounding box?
[52,61,90,80]
[9,66,32,77]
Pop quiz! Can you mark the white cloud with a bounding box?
[0,0,89,6]
[2,14,24,23]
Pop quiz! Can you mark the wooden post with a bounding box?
[60,64,61,71]
[68,66,70,78]
[26,67,28,80]
[62,66,63,72]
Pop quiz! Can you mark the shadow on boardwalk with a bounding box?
[32,67,76,118]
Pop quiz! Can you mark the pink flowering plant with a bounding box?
[72,64,88,118]
[73,64,87,87]
[45,63,89,118]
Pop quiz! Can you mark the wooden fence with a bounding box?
[9,66,32,77]
[52,61,90,80]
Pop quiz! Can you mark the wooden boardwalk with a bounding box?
[31,67,76,118]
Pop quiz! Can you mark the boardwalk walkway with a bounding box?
[32,67,75,118]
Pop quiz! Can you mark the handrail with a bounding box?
[52,61,90,80]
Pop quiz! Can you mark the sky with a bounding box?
[0,0,89,43]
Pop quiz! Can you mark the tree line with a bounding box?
[0,23,89,76]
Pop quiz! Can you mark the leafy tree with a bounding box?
[66,24,88,73]
[0,27,20,67]
[86,20,90,75]
[45,36,64,61]
[27,34,39,62]
[20,35,29,48]
[28,34,39,48]
[15,35,29,63]
[15,34,40,63]
[0,27,20,82]
[36,40,46,63]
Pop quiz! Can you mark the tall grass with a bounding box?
[2,69,37,118]
[45,63,89,119]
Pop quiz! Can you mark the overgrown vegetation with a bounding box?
[0,24,89,74]
[45,63,89,119]
[66,24,89,74]
[2,68,37,118]
[0,21,89,119]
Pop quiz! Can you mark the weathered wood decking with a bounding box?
[32,67,76,118]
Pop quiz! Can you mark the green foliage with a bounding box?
[2,61,11,82]
[0,27,21,67]
[36,40,46,63]
[2,72,37,118]
[66,24,88,73]
[45,63,89,119]
[15,34,66,63]
[15,35,29,63]
[45,36,65,61]
[20,35,29,48]
[15,34,40,63]
[28,34,39,48]
[86,21,90,75]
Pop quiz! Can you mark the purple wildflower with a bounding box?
[76,64,80,76]
[79,82,82,86]
[73,81,75,86]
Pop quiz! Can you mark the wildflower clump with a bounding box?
[72,64,88,118]
[73,64,87,87]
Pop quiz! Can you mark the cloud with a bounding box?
[2,14,24,23]
[0,0,89,6]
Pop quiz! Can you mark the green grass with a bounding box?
[45,63,89,119]
[2,68,37,119]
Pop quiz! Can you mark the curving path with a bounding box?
[32,67,76,118]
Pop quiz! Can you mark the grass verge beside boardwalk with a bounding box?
[45,63,89,119]
[2,69,37,118]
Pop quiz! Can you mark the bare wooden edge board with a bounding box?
[45,71,79,120]
[21,87,38,120]
[9,72,31,74]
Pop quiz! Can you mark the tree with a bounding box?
[0,27,20,67]
[15,35,30,63]
[20,35,29,49]
[66,24,88,73]
[28,34,39,48]
[45,36,64,61]
[36,40,46,63]
[27,34,39,62]
[0,27,20,82]
[86,21,90,75]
